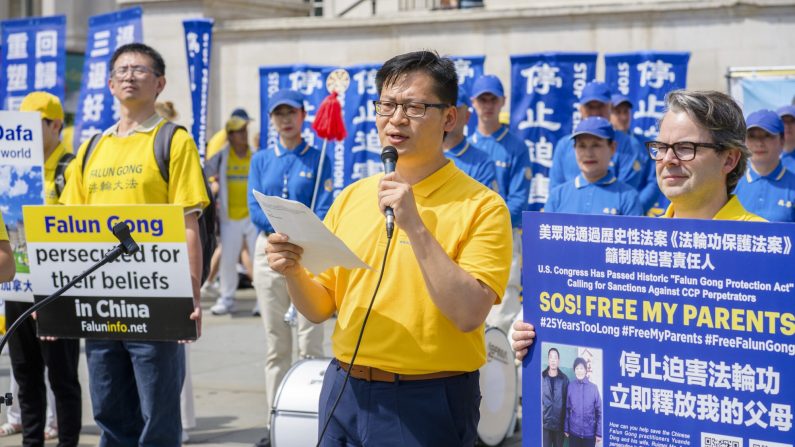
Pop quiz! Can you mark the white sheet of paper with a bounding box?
[253,190,370,275]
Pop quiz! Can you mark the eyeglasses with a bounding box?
[645,141,723,161]
[373,100,450,118]
[110,65,161,80]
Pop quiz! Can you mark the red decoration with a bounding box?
[312,91,347,141]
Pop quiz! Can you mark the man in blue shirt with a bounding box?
[469,74,531,333]
[734,109,795,222]
[549,82,657,213]
[545,117,642,216]
[442,85,497,189]
[777,105,795,172]
[247,88,332,445]
[609,94,633,134]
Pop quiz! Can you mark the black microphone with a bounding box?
[381,146,398,238]
[112,222,140,255]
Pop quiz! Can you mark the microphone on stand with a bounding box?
[381,146,398,238]
[112,222,140,255]
[0,223,140,413]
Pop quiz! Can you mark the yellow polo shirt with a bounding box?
[226,149,251,220]
[43,142,74,205]
[315,161,513,374]
[60,115,209,211]
[663,195,766,221]
[0,213,8,241]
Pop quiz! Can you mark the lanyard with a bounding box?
[280,141,308,199]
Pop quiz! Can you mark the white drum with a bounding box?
[478,327,519,446]
[270,358,331,447]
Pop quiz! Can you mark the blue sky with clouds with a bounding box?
[0,165,43,227]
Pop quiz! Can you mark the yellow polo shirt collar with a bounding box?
[663,195,766,221]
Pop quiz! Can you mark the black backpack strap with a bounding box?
[80,133,103,176]
[54,152,76,198]
[154,121,188,182]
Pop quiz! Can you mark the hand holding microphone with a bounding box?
[380,146,398,237]
[379,146,423,238]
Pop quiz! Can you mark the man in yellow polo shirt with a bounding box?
[0,213,13,283]
[59,43,209,446]
[511,90,764,361]
[266,51,513,446]
[205,115,257,315]
[21,92,75,205]
[3,92,83,446]
[205,108,252,161]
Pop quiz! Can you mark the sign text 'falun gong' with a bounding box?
[23,204,196,341]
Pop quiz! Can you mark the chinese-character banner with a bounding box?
[258,64,331,152]
[605,51,690,140]
[258,57,485,197]
[73,7,142,149]
[510,53,597,210]
[340,64,380,189]
[0,15,66,110]
[183,18,213,160]
[450,55,485,136]
[522,212,795,446]
[0,111,44,302]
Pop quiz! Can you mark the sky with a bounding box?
[0,165,43,227]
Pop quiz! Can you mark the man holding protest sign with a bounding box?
[60,43,209,445]
[511,89,765,361]
[650,90,764,221]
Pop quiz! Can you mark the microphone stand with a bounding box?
[0,222,139,412]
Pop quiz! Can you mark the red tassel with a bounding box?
[312,91,347,141]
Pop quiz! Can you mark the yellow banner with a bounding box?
[23,205,186,243]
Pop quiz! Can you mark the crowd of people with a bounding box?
[0,39,792,447]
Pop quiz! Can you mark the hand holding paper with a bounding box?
[252,190,370,275]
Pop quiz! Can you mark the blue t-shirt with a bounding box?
[549,131,651,192]
[780,150,795,174]
[444,138,497,190]
[247,139,333,234]
[470,125,531,228]
[545,173,643,216]
[733,162,795,222]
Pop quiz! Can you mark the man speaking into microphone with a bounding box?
[266,50,513,446]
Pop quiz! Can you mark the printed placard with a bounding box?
[0,110,45,303]
[522,212,795,447]
[23,204,196,340]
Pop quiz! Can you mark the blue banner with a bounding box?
[258,64,331,151]
[605,51,690,141]
[450,55,485,136]
[510,53,597,211]
[522,212,795,447]
[73,7,142,149]
[340,64,381,187]
[258,56,485,196]
[183,18,213,160]
[0,15,66,110]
